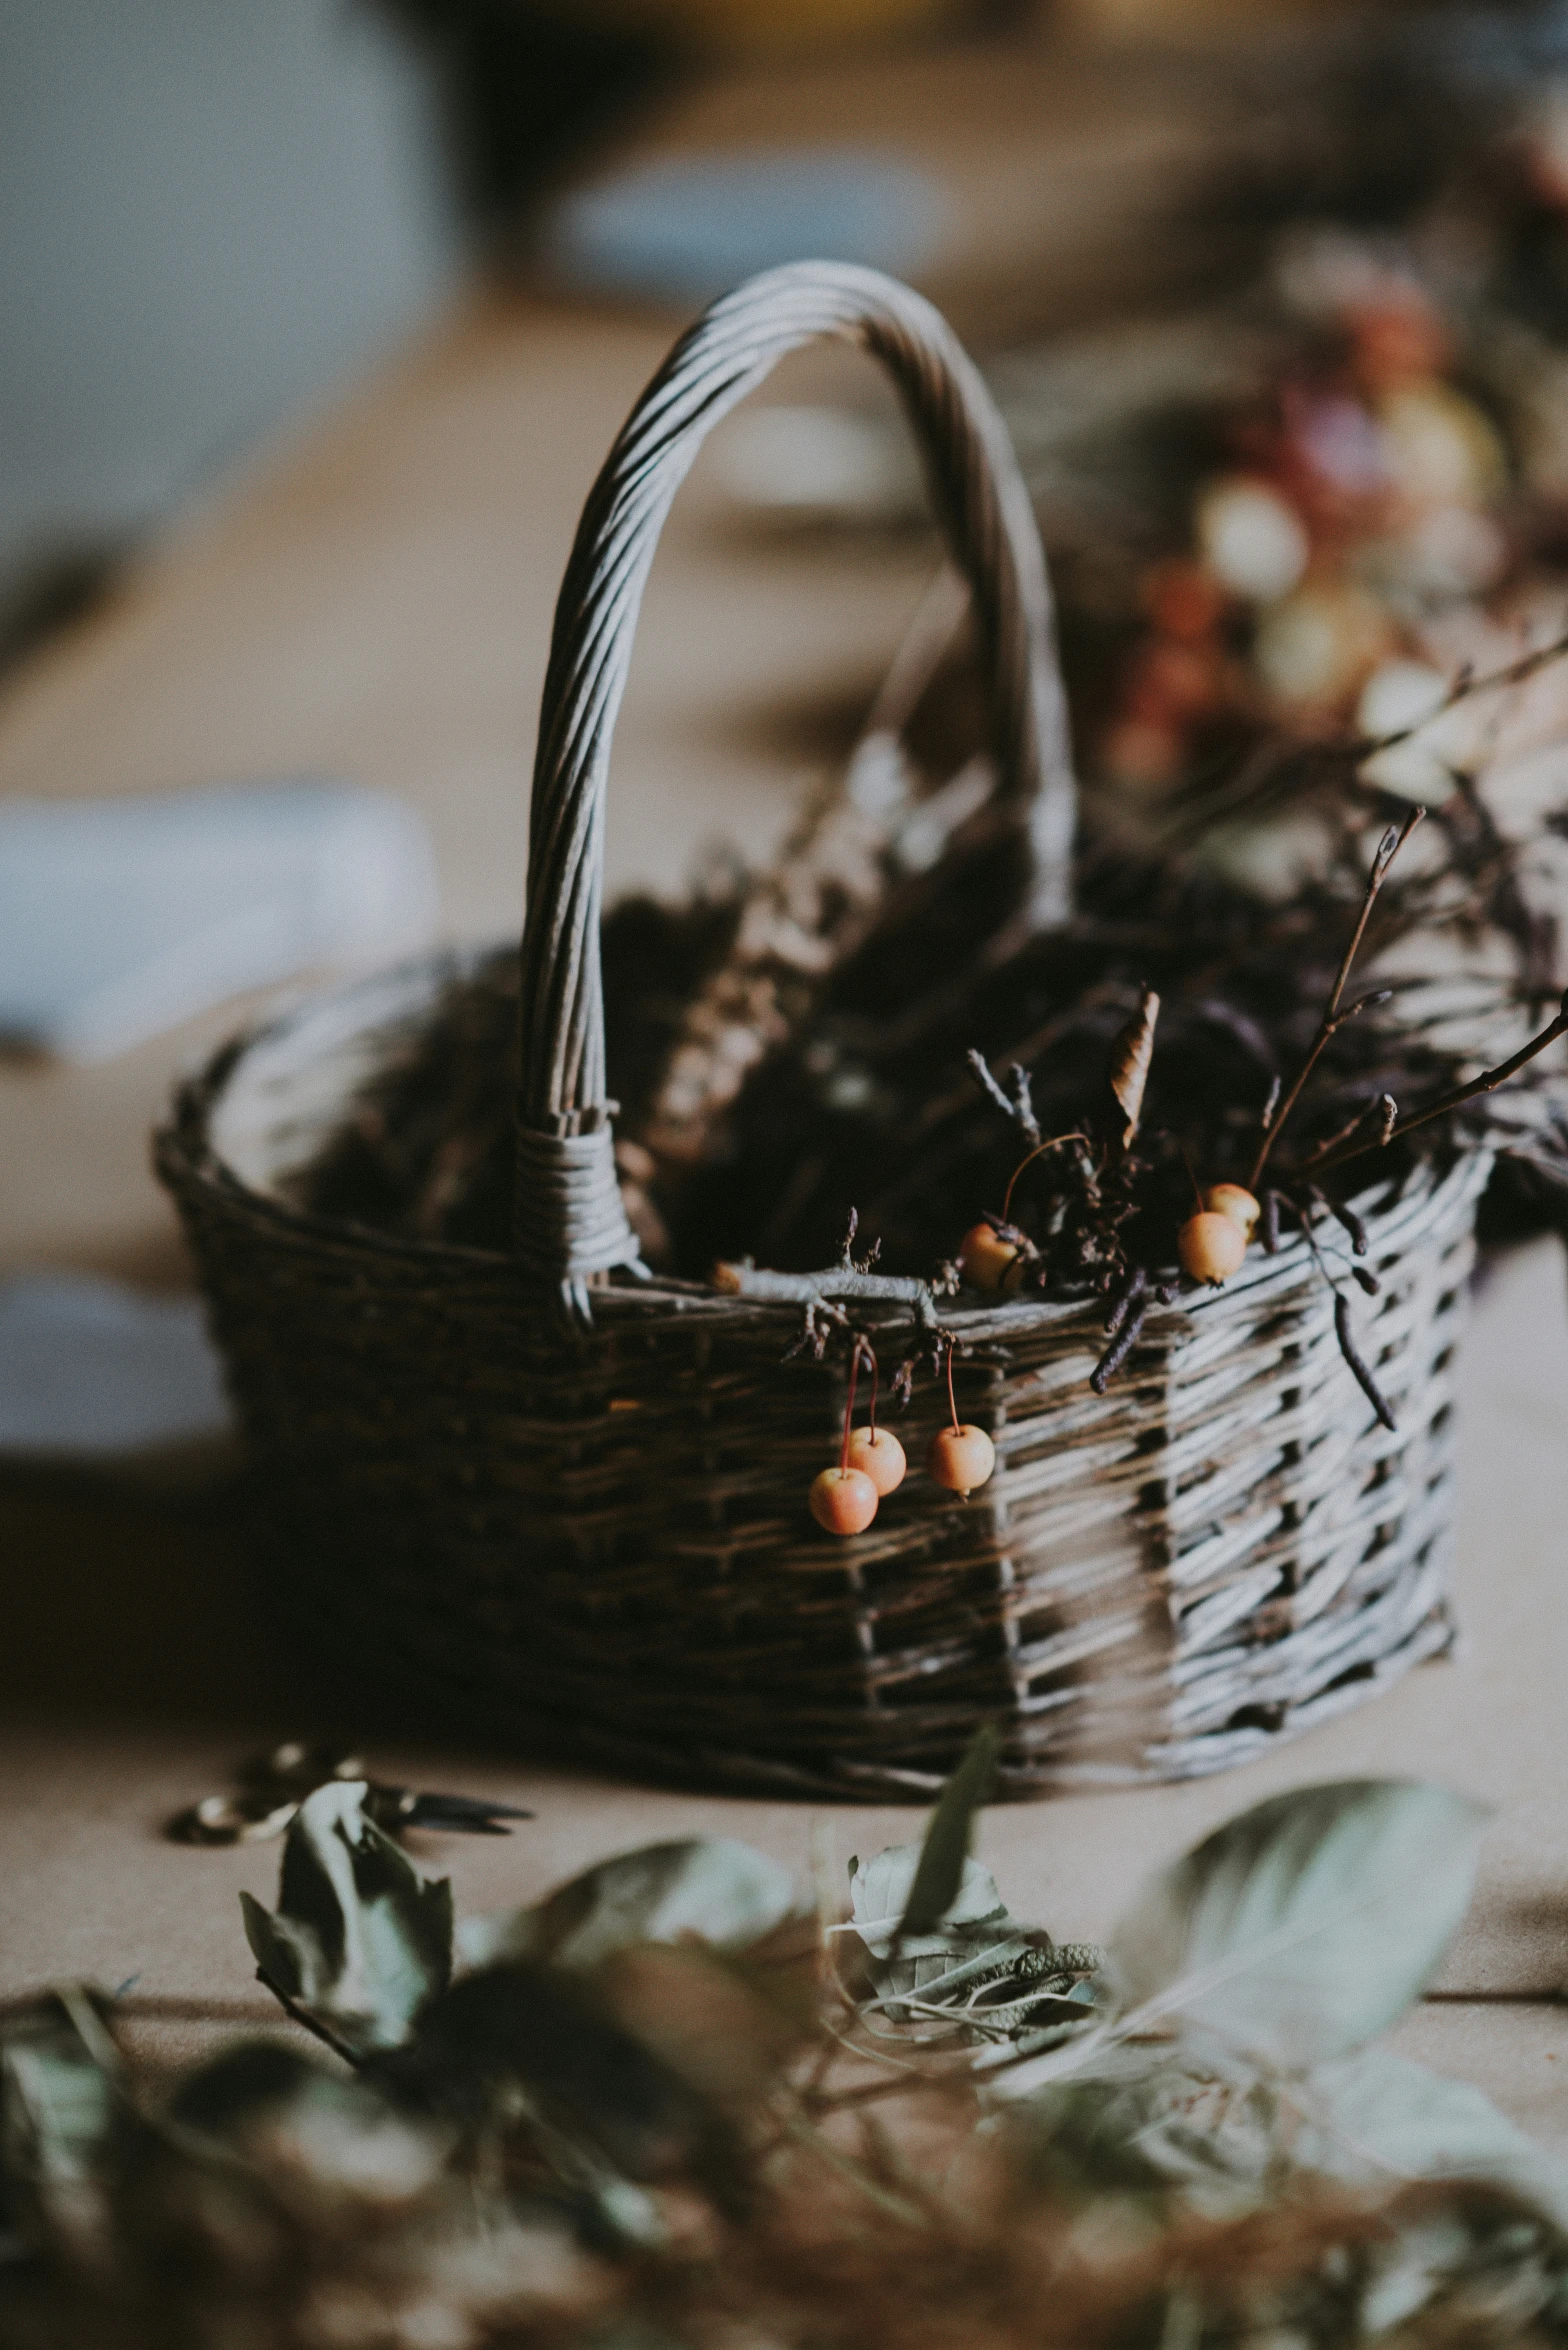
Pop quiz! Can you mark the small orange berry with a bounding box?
[846,1426,907,1496]
[958,1222,1022,1292]
[1179,1210,1247,1285]
[1203,1183,1260,1240]
[809,1465,879,1536]
[926,1424,996,1499]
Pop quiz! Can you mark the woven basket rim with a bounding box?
[157,943,1478,1339]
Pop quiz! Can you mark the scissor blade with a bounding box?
[403,1790,535,1832]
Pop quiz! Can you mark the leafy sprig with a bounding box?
[4,1756,1567,2348]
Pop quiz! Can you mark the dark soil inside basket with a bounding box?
[285,792,1556,1293]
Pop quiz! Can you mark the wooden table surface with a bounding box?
[3,30,1567,2147]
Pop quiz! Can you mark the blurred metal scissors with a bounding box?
[169,1738,534,1845]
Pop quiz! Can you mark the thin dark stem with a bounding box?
[840,1341,864,1476]
[944,1339,960,1435]
[1361,626,1568,753]
[1176,1139,1204,1217]
[1301,1216,1396,1432]
[1335,1293,1397,1432]
[1091,1304,1148,1393]
[255,1969,362,2067]
[967,1048,1039,1143]
[1000,1132,1088,1224]
[1309,1002,1568,1178]
[1249,811,1423,1189]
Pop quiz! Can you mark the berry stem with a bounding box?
[839,1340,864,1475]
[944,1338,960,1435]
[1000,1132,1089,1225]
[864,1340,880,1442]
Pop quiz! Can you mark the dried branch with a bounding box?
[1309,992,1568,1178]
[966,1049,1040,1143]
[714,1260,944,1328]
[1249,812,1424,1188]
[1103,1265,1147,1339]
[1334,1293,1397,1433]
[1357,624,1568,757]
[1299,1208,1397,1431]
[1090,1304,1148,1392]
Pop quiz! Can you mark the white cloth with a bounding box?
[0,1272,231,1462]
[0,779,438,1061]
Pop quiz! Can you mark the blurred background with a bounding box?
[5,0,1562,648]
[8,0,1568,1467]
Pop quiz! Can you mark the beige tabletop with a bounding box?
[3,33,1568,2156]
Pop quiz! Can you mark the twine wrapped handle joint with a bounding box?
[515,259,1077,1322]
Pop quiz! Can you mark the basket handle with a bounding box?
[516,259,1076,1316]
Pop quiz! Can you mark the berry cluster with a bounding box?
[809,1336,993,1539]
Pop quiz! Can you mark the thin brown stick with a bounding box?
[1361,625,1568,753]
[1308,998,1568,1178]
[1249,811,1423,1188]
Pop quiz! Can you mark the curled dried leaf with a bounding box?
[1107,986,1161,1148]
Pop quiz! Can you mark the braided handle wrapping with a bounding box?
[517,260,1076,1318]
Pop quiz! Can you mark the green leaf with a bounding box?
[1107,1779,1490,2068]
[241,1781,453,2058]
[0,1990,121,2260]
[1014,2039,1568,2236]
[169,2041,446,2204]
[1,1994,117,2184]
[898,1726,1000,1939]
[456,1838,799,1975]
[1298,2048,1568,2223]
[847,1845,1008,1960]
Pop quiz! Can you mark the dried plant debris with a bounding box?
[5,1758,1568,2347]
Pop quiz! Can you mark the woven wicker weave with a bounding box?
[159,262,1488,1799]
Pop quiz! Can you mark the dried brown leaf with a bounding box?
[1107,987,1160,1148]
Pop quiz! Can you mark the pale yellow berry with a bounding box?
[957,1222,1022,1292]
[1179,1211,1247,1285]
[926,1425,996,1498]
[809,1466,879,1536]
[1203,1183,1261,1240]
[846,1427,907,1496]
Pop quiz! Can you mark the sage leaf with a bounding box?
[455,1838,799,1975]
[169,2041,446,2205]
[1107,1778,1490,2068]
[897,1724,1001,1939]
[1298,2047,1568,2224]
[847,1846,1008,1960]
[241,1781,453,2059]
[1,1992,119,2249]
[1014,2037,1286,2208]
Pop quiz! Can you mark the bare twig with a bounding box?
[966,1048,1039,1143]
[1334,1293,1398,1433]
[716,1260,943,1328]
[1309,993,1568,1178]
[1358,625,1568,756]
[1300,1212,1397,1431]
[1090,1304,1147,1392]
[1299,1092,1397,1174]
[1103,1265,1147,1339]
[1249,812,1424,1188]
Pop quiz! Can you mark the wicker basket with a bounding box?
[158,261,1489,1800]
